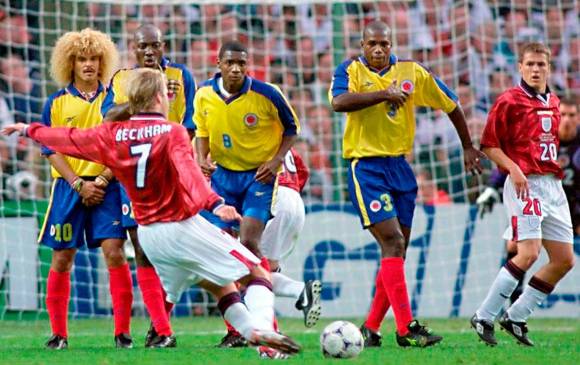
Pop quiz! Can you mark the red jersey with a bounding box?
[480,82,563,178]
[278,148,309,193]
[26,113,222,225]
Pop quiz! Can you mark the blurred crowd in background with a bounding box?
[0,0,578,207]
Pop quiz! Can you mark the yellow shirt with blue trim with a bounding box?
[329,54,458,159]
[41,82,107,178]
[194,74,300,171]
[101,58,196,130]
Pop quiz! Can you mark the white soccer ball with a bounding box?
[320,321,364,359]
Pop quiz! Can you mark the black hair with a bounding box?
[218,40,248,59]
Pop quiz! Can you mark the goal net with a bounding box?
[0,0,578,320]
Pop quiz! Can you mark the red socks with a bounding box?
[365,270,391,332]
[136,266,172,336]
[380,257,413,336]
[108,263,133,336]
[46,269,71,338]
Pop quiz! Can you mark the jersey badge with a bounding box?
[244,113,259,128]
[541,117,551,133]
[401,80,414,93]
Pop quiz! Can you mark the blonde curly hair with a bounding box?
[50,28,119,87]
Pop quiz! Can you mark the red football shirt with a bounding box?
[26,113,222,224]
[480,83,563,178]
[278,148,309,193]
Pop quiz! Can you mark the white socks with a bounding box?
[244,282,275,331]
[223,302,260,340]
[507,285,548,322]
[476,267,520,321]
[272,272,305,299]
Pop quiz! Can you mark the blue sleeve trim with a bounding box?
[416,62,458,102]
[434,76,458,102]
[40,90,66,155]
[250,80,298,136]
[331,59,353,98]
[172,63,197,131]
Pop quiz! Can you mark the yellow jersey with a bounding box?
[41,82,107,178]
[101,58,196,130]
[329,54,458,159]
[194,74,299,171]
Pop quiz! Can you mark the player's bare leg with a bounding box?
[505,240,524,304]
[369,218,442,348]
[239,216,265,258]
[101,238,133,348]
[131,227,175,348]
[500,240,574,346]
[45,248,76,349]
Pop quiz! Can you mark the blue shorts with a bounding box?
[39,178,126,250]
[204,165,275,230]
[347,156,418,228]
[119,184,137,229]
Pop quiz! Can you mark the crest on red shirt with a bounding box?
[244,113,259,128]
[541,117,552,132]
[401,80,414,93]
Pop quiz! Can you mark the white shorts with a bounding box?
[138,214,260,303]
[502,175,573,243]
[261,186,305,261]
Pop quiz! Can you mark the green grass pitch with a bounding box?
[0,317,578,364]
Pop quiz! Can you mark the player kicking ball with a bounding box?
[472,42,575,346]
[2,68,300,358]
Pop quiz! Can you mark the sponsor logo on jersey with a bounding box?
[364,81,374,88]
[541,117,552,132]
[122,204,130,216]
[401,80,414,93]
[65,116,75,124]
[112,220,121,226]
[370,200,381,212]
[244,113,259,128]
[255,191,265,197]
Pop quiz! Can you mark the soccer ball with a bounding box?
[320,321,364,359]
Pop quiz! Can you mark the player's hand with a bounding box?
[255,158,282,184]
[384,80,409,109]
[508,166,529,201]
[214,205,242,222]
[463,146,485,175]
[1,123,28,136]
[79,181,106,206]
[476,186,500,219]
[198,157,217,177]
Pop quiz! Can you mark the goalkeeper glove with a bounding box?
[476,186,500,219]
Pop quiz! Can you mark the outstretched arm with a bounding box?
[3,123,107,165]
